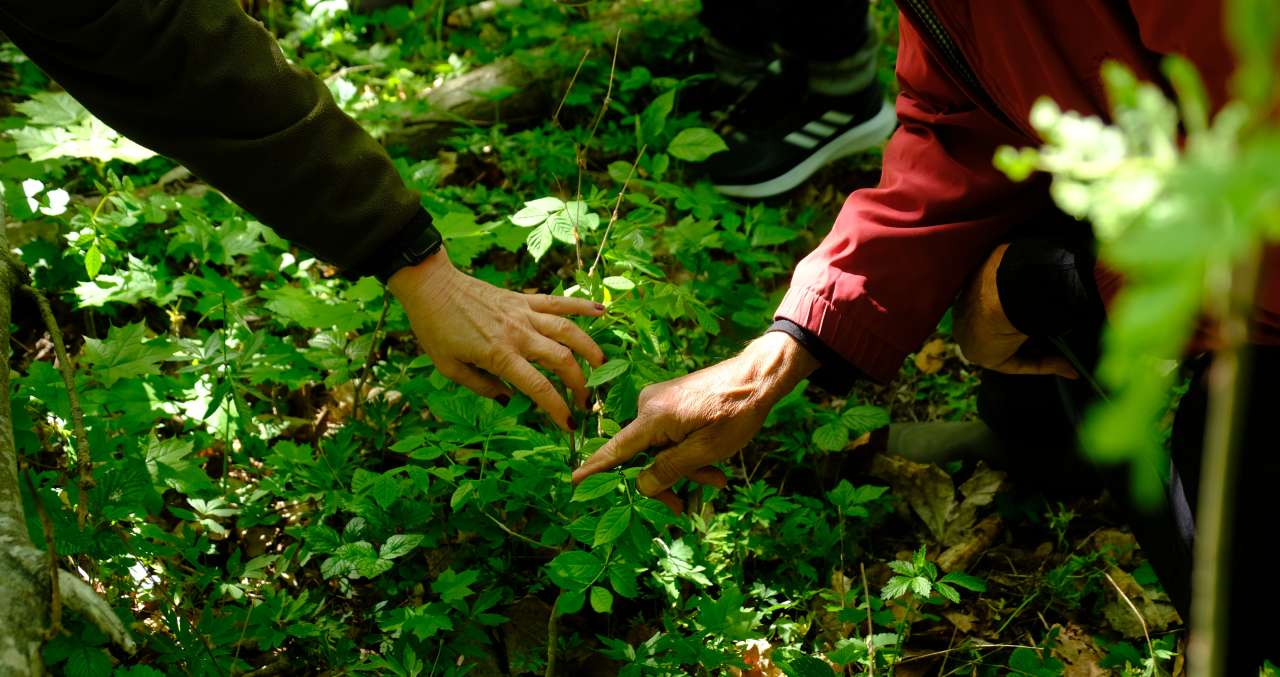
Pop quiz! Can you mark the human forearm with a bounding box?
[0,0,423,274]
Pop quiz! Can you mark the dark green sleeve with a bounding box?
[0,0,434,277]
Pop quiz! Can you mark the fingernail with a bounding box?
[496,394,510,406]
[593,303,606,312]
[567,418,578,432]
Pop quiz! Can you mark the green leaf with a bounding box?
[910,576,932,598]
[841,405,890,434]
[510,206,550,227]
[547,550,604,591]
[608,563,640,599]
[881,576,911,600]
[812,422,849,452]
[431,568,479,603]
[84,242,103,279]
[586,360,630,387]
[887,560,915,576]
[63,646,112,677]
[547,213,577,244]
[589,585,614,613]
[640,89,676,142]
[602,275,635,291]
[774,653,834,677]
[935,581,960,603]
[667,127,729,162]
[380,534,424,560]
[572,473,620,502]
[81,322,177,386]
[940,571,987,593]
[526,222,553,260]
[593,505,632,546]
[556,589,585,614]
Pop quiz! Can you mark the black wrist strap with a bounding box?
[354,209,445,283]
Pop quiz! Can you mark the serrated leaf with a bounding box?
[940,571,987,592]
[589,585,614,613]
[524,196,565,212]
[841,405,891,434]
[812,422,849,452]
[510,205,550,227]
[547,550,604,591]
[586,360,630,387]
[431,568,479,603]
[380,534,424,560]
[668,127,728,162]
[910,576,932,598]
[547,213,577,244]
[935,581,960,603]
[81,322,177,386]
[887,560,915,576]
[593,505,632,546]
[572,474,620,502]
[881,576,911,600]
[526,223,553,260]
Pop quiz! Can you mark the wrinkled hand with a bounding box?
[388,248,605,431]
[953,243,1077,379]
[572,332,818,512]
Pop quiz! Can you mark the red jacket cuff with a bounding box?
[774,285,906,384]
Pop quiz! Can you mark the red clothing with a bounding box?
[774,1,1280,382]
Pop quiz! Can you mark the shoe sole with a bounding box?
[713,99,897,199]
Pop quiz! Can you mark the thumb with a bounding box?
[636,438,707,498]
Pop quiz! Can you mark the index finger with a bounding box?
[571,416,658,483]
[491,352,574,431]
[527,293,606,317]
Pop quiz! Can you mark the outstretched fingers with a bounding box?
[527,293,605,318]
[572,416,658,483]
[490,352,574,431]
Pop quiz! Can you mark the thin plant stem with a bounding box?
[587,145,645,279]
[353,290,391,422]
[24,285,93,527]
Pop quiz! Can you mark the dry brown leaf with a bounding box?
[914,338,948,374]
[1101,568,1182,638]
[943,610,976,632]
[937,513,1003,572]
[869,454,1006,546]
[1049,623,1108,677]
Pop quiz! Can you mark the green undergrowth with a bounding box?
[2,1,1178,675]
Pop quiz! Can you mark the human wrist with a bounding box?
[741,331,820,406]
[386,246,455,301]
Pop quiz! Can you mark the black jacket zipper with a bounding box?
[897,0,1020,131]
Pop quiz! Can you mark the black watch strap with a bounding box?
[367,210,446,283]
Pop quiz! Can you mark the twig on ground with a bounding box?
[23,285,93,527]
[1104,571,1155,664]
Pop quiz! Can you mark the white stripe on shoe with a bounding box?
[783,131,820,149]
[802,121,837,137]
[821,110,854,125]
[715,100,897,199]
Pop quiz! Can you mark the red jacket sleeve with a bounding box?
[773,17,1053,382]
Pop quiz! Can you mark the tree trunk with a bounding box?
[383,0,694,154]
[0,222,135,675]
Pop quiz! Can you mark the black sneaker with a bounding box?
[703,74,895,199]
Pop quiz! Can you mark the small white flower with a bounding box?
[40,188,70,216]
[22,178,44,213]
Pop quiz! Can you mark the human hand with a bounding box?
[387,248,605,431]
[953,243,1078,379]
[571,332,819,512]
